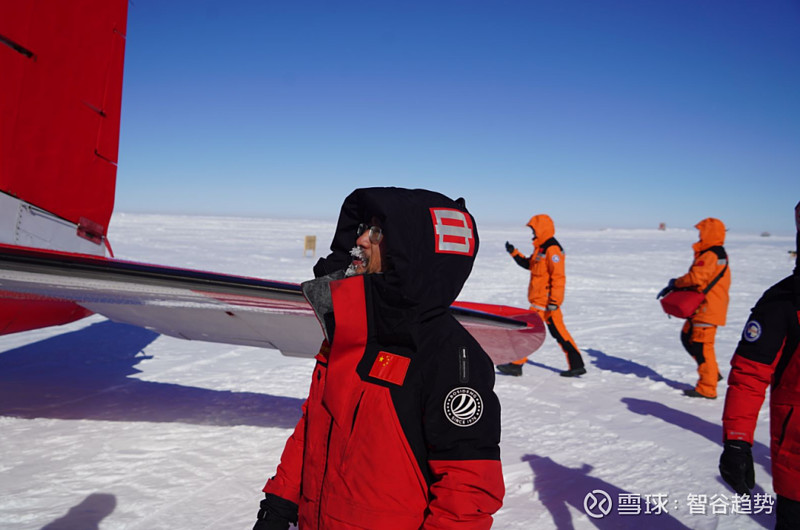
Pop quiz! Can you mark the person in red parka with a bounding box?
[253,188,504,529]
[499,214,586,377]
[719,201,800,529]
[658,217,731,398]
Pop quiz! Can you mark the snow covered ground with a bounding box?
[1,212,794,529]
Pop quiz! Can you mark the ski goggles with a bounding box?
[357,223,383,244]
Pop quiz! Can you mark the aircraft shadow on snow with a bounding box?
[0,320,303,428]
[40,493,116,530]
[622,397,774,529]
[523,453,691,529]
[584,348,690,391]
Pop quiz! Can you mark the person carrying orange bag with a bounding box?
[657,217,731,398]
[499,214,586,377]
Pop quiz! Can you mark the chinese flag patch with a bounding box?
[369,351,411,386]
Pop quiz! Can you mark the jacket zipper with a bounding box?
[316,420,334,529]
[351,392,363,431]
[458,346,469,383]
[316,391,364,528]
[778,406,794,447]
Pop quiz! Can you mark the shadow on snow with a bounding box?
[524,358,564,374]
[41,493,116,530]
[523,453,691,529]
[622,397,774,529]
[0,320,303,428]
[585,348,690,391]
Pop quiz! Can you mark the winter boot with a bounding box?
[559,367,586,377]
[497,363,522,376]
[683,389,717,399]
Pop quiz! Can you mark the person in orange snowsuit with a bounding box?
[658,218,731,399]
[499,214,586,377]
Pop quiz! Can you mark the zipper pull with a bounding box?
[458,346,469,383]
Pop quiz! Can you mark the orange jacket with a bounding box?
[510,214,566,310]
[674,217,731,326]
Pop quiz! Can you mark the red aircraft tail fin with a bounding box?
[0,1,128,333]
[0,0,128,248]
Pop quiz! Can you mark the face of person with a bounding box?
[347,218,384,276]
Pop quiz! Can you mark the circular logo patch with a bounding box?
[551,254,560,263]
[743,320,762,342]
[444,387,483,427]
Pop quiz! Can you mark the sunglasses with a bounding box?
[357,223,383,243]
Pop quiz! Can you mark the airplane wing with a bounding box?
[450,300,546,364]
[0,2,546,364]
[0,244,545,364]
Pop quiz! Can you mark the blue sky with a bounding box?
[116,0,800,234]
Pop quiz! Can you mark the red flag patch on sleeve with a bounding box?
[369,351,411,386]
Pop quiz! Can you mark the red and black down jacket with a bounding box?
[722,274,800,501]
[263,188,504,528]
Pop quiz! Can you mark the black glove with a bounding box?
[546,304,558,312]
[719,440,755,496]
[505,241,515,253]
[253,494,298,530]
[253,517,290,530]
[656,279,676,299]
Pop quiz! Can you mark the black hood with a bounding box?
[795,200,799,308]
[795,200,799,275]
[314,187,479,316]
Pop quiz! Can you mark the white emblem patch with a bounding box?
[430,208,475,256]
[444,387,483,427]
[743,320,762,342]
[551,254,560,263]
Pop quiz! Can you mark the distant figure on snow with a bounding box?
[657,218,731,399]
[252,187,504,529]
[500,214,586,377]
[718,201,800,529]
